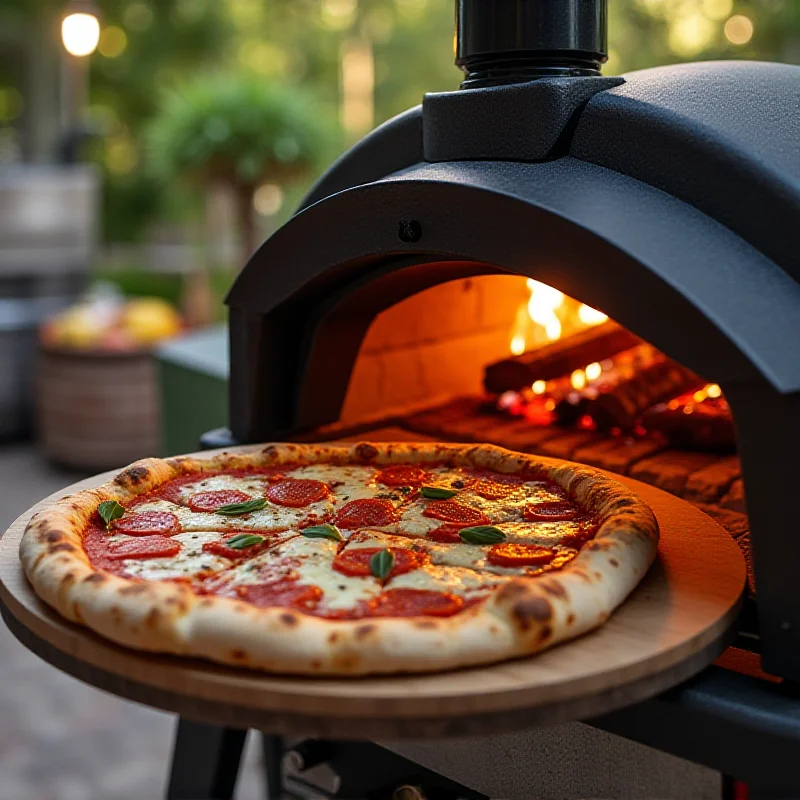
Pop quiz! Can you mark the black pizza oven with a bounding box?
[216,0,800,685]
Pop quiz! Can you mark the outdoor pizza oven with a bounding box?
[214,0,800,690]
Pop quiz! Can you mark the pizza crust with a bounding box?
[20,443,659,675]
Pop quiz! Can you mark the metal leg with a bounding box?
[260,734,285,799]
[166,717,248,800]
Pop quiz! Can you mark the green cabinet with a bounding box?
[156,325,228,456]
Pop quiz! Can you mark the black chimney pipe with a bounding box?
[456,0,608,88]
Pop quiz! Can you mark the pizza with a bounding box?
[20,442,658,676]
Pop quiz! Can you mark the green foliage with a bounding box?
[146,73,336,189]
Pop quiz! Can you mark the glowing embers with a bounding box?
[496,345,733,451]
[643,385,735,451]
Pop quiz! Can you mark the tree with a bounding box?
[147,72,336,262]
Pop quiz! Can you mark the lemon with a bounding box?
[120,298,182,345]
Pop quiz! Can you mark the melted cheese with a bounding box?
[133,497,335,532]
[389,563,507,596]
[220,535,382,611]
[119,531,229,580]
[495,520,585,547]
[173,475,266,502]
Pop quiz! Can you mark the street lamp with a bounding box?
[61,12,100,57]
[59,0,99,162]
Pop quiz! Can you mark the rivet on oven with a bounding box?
[398,219,422,243]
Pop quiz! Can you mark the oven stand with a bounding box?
[164,653,800,800]
[166,722,490,799]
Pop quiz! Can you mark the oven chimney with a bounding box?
[456,0,608,88]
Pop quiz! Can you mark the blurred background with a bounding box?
[0,0,799,463]
[0,2,797,797]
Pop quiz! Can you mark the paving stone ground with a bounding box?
[0,445,265,800]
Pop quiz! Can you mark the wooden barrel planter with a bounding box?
[36,344,160,471]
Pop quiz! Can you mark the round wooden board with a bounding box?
[0,453,746,740]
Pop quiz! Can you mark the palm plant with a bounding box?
[148,73,335,262]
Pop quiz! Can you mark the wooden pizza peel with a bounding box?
[0,446,746,740]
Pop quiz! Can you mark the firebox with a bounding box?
[212,0,800,692]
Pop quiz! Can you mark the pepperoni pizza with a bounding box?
[20,443,659,675]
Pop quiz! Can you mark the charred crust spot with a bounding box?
[46,531,63,543]
[230,649,247,661]
[587,540,612,552]
[83,573,107,584]
[355,443,379,462]
[609,558,619,567]
[415,621,437,630]
[119,584,148,596]
[115,465,149,487]
[110,606,122,623]
[567,613,576,625]
[513,596,553,631]
[197,598,213,608]
[540,580,567,598]
[280,613,299,627]
[593,571,602,580]
[538,625,553,644]
[327,631,340,644]
[262,445,279,459]
[489,625,499,634]
[146,608,161,627]
[356,624,376,640]
[49,543,75,554]
[311,659,322,670]
[61,571,75,584]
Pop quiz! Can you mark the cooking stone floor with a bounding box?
[0,445,266,800]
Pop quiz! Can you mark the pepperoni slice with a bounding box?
[188,490,252,512]
[427,524,463,543]
[335,498,398,529]
[202,536,270,560]
[266,479,328,508]
[422,501,489,528]
[369,588,463,617]
[235,581,322,611]
[108,536,181,561]
[375,465,427,487]
[487,543,556,567]
[523,501,579,522]
[333,547,422,578]
[112,511,180,536]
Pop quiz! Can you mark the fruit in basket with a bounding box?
[41,288,183,351]
[42,307,105,348]
[120,298,182,345]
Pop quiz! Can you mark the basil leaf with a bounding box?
[420,486,458,500]
[215,498,268,516]
[226,534,266,550]
[98,500,125,529]
[459,526,506,545]
[370,548,394,579]
[302,524,343,542]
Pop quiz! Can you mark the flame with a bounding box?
[707,383,722,398]
[578,304,608,326]
[510,335,526,356]
[532,380,547,395]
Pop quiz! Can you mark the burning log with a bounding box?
[587,359,703,432]
[642,387,736,452]
[483,323,641,394]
